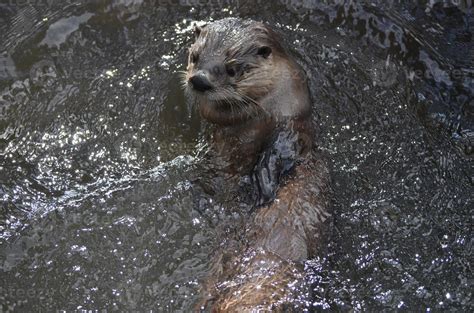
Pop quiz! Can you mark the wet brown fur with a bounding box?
[183,18,330,312]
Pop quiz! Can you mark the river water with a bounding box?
[0,0,472,311]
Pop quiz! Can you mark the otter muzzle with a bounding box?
[189,72,213,92]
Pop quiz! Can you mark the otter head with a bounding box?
[183,18,286,126]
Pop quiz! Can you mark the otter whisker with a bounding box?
[213,88,246,120]
[177,70,190,90]
[216,87,267,120]
[219,88,249,117]
[233,90,269,118]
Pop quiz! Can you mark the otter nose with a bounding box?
[189,73,213,92]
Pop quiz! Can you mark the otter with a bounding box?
[182,18,330,312]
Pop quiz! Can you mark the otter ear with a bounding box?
[257,46,272,58]
[193,23,206,39]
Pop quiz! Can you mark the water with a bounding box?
[0,0,472,311]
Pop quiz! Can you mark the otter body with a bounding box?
[183,18,330,312]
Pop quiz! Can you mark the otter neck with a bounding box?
[210,115,276,175]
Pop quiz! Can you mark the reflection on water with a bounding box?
[0,0,472,311]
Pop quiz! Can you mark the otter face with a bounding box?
[183,18,284,125]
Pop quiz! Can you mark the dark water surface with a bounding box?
[0,0,472,311]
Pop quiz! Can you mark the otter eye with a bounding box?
[226,67,236,77]
[225,62,242,77]
[257,46,272,58]
[191,52,199,64]
[225,62,240,77]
